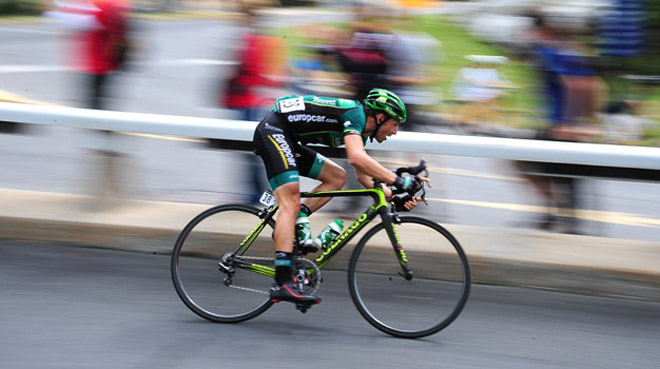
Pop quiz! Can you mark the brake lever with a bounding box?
[422,167,431,190]
[415,180,428,206]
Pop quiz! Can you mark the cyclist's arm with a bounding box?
[344,134,397,186]
[354,167,374,189]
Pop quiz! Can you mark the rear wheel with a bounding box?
[348,216,470,338]
[171,204,275,323]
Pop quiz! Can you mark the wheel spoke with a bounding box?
[349,216,470,338]
[171,205,275,323]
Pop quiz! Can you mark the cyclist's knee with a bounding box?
[274,182,300,213]
[319,161,347,189]
[331,169,347,189]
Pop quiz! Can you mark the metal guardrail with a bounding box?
[2,102,660,173]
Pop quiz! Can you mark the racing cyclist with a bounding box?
[252,88,425,305]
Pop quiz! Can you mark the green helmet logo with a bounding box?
[364,88,407,123]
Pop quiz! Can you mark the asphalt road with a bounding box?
[1,241,659,369]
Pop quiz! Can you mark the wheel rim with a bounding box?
[349,217,470,337]
[171,205,275,322]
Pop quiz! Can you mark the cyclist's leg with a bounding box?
[253,114,302,257]
[272,182,300,254]
[253,117,321,303]
[269,182,320,303]
[295,145,347,213]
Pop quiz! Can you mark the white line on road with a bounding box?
[430,198,660,228]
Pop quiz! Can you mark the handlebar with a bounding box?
[374,160,429,210]
[395,159,427,177]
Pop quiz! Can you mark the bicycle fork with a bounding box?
[380,210,413,281]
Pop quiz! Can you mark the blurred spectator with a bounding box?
[516,12,605,234]
[336,22,393,101]
[218,1,281,204]
[385,12,444,216]
[326,7,444,211]
[48,0,134,209]
[333,11,394,211]
[49,0,133,110]
[388,13,444,132]
[596,0,659,146]
[599,0,644,58]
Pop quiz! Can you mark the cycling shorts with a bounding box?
[253,111,327,190]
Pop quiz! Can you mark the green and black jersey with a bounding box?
[253,94,368,189]
[273,95,368,147]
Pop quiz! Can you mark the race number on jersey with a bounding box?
[277,96,305,113]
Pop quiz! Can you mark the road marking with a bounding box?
[377,157,660,228]
[432,166,520,181]
[430,198,660,228]
[379,157,519,181]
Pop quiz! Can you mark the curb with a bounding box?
[2,190,658,302]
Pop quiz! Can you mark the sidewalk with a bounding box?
[1,188,658,301]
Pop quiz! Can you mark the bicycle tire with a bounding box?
[348,216,471,338]
[171,204,275,323]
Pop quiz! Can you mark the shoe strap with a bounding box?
[328,221,342,233]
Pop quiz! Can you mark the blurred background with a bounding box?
[1,0,659,239]
[2,1,660,367]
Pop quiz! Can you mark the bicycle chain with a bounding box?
[221,255,273,295]
[226,284,269,295]
[237,255,273,261]
[222,255,322,295]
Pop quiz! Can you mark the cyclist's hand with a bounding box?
[403,196,423,211]
[417,176,430,186]
[392,195,424,212]
[393,175,416,193]
[380,182,394,199]
[393,175,429,194]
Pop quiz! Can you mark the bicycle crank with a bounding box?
[292,257,322,296]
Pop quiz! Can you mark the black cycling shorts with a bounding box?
[253,111,327,190]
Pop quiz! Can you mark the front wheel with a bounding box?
[171,204,276,323]
[348,216,471,338]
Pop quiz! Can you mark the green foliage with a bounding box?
[413,15,538,113]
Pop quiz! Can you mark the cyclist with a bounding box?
[252,88,424,305]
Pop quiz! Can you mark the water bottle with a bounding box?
[314,219,344,250]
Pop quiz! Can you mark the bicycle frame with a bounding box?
[228,187,411,277]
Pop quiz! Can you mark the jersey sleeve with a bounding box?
[341,107,366,135]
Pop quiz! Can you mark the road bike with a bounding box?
[171,160,471,338]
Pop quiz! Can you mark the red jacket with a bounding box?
[70,0,129,75]
[224,33,281,109]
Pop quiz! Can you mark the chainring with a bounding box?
[291,257,322,295]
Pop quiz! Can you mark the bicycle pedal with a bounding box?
[300,244,320,255]
[295,301,318,313]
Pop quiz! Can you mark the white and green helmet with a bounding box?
[364,88,407,123]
